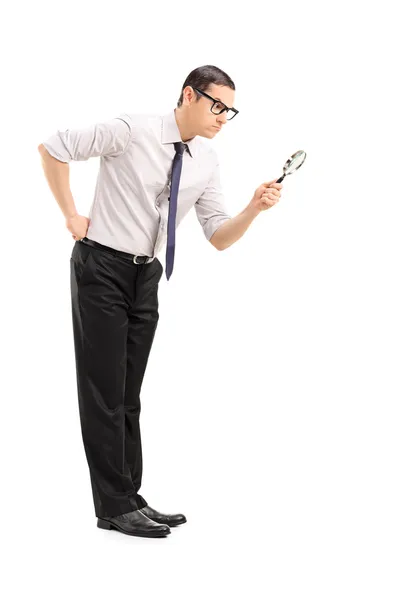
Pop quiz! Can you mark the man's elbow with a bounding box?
[210,240,227,251]
[38,143,49,157]
[37,144,68,164]
[209,227,225,251]
[209,233,223,251]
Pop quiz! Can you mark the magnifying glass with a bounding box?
[276,150,306,183]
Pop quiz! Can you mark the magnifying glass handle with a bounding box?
[276,174,285,183]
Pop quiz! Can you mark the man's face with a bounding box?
[186,84,236,138]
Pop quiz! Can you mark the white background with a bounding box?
[1,0,399,598]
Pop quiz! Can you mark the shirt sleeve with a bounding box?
[194,154,232,241]
[41,113,132,163]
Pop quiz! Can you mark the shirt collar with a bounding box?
[160,109,198,159]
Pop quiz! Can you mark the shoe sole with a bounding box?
[97,518,171,537]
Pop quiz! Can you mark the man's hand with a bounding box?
[250,179,283,213]
[66,214,90,241]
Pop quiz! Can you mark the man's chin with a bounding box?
[199,130,216,139]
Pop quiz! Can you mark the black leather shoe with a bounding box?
[139,504,187,527]
[97,509,171,537]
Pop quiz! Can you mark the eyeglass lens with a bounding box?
[211,102,236,120]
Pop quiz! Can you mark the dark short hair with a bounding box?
[177,65,235,108]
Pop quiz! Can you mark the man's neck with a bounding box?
[174,108,196,143]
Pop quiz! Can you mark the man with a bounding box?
[38,65,282,539]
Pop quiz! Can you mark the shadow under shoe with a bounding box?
[97,509,171,537]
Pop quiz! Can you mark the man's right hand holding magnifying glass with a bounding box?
[250,179,283,213]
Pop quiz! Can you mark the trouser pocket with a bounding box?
[70,241,93,286]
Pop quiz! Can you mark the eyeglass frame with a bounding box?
[192,87,239,120]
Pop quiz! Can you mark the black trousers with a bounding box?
[69,238,163,518]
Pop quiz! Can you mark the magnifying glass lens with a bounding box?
[286,152,306,174]
[276,150,306,183]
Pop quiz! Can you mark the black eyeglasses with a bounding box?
[192,87,239,121]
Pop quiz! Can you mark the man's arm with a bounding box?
[202,161,282,251]
[38,145,78,219]
[209,203,260,251]
[38,115,132,220]
[194,155,233,249]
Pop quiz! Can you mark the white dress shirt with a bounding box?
[42,109,232,261]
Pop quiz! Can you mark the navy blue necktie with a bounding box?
[166,141,186,280]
